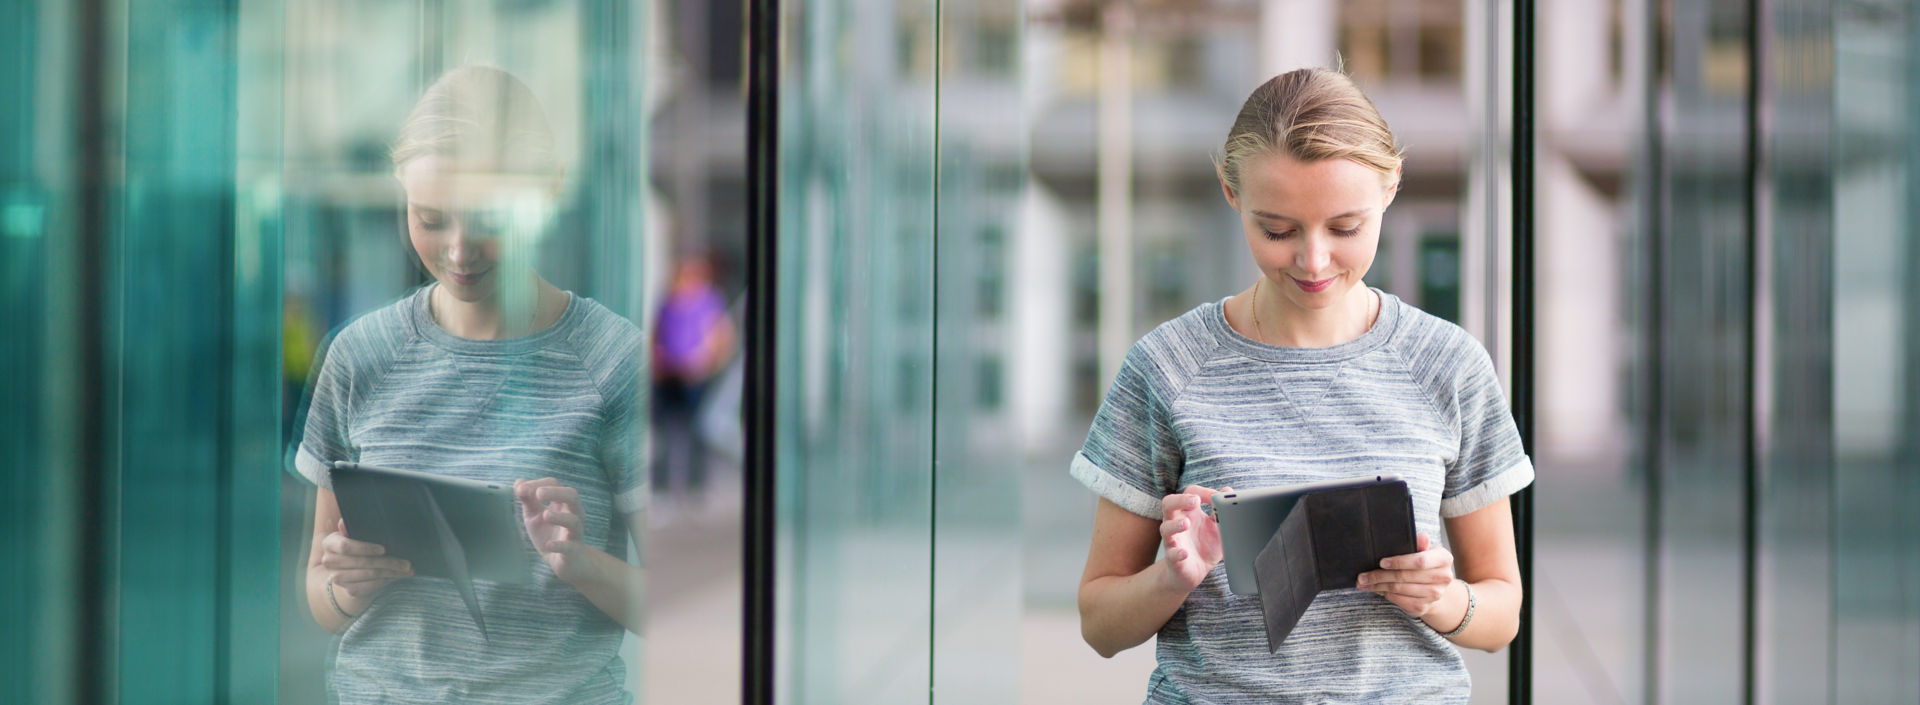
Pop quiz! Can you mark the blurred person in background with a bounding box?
[291,66,646,704]
[650,252,737,512]
[1072,67,1532,703]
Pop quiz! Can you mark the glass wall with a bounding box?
[772,0,1027,700]
[1832,0,1920,700]
[1534,0,1919,703]
[1,0,749,703]
[1018,1,1515,701]
[13,1,1920,704]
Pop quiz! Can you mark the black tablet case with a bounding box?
[1252,479,1417,653]
[330,462,531,642]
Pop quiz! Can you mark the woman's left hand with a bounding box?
[1357,533,1456,618]
[517,477,595,585]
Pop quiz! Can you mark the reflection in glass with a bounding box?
[288,65,646,704]
[1833,2,1920,700]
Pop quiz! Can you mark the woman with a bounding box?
[293,66,645,704]
[1073,67,1532,703]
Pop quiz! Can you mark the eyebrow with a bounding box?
[1251,209,1370,223]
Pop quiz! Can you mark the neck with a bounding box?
[431,275,561,340]
[1254,280,1377,348]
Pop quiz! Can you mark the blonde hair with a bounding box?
[1216,67,1402,194]
[390,66,557,177]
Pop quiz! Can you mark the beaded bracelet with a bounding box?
[1437,579,1475,638]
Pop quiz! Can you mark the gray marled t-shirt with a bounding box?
[1072,290,1533,704]
[294,284,645,705]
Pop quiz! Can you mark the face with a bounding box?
[398,155,556,302]
[1222,151,1397,313]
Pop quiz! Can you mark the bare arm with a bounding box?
[1077,487,1224,658]
[1358,497,1522,652]
[517,479,645,634]
[305,488,412,633]
[1438,498,1522,651]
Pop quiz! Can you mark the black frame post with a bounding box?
[743,0,779,701]
[1509,0,1536,702]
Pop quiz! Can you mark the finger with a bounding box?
[1360,569,1453,589]
[535,485,581,510]
[323,553,411,573]
[1417,532,1431,552]
[1380,548,1450,571]
[1180,484,1220,503]
[1161,493,1201,516]
[333,565,410,585]
[1204,487,1235,506]
[337,518,349,539]
[1160,517,1189,541]
[324,532,386,557]
[543,507,585,536]
[1371,579,1448,601]
[1167,546,1188,564]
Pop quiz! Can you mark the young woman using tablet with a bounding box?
[292,66,645,704]
[1073,67,1533,703]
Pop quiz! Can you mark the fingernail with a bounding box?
[1357,576,1368,588]
[1381,559,1392,568]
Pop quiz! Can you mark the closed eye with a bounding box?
[1262,229,1295,241]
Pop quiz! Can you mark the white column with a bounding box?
[1097,3,1134,389]
[1260,0,1337,77]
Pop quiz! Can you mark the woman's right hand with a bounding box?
[321,519,412,606]
[1158,485,1229,591]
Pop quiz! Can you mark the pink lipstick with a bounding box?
[1293,276,1335,293]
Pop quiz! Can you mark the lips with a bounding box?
[446,268,492,287]
[1292,276,1335,293]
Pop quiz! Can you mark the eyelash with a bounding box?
[1263,227,1361,240]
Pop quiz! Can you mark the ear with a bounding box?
[1382,167,1402,210]
[1218,165,1242,212]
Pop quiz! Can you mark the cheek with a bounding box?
[1339,235,1380,271]
[407,229,440,266]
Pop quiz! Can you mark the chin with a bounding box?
[437,279,498,302]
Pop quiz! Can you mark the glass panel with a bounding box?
[1833,1,1920,700]
[1531,0,1653,702]
[273,2,667,703]
[1654,2,1754,701]
[776,0,937,701]
[1,3,85,703]
[933,1,1026,702]
[645,2,749,702]
[1756,1,1834,702]
[1022,0,1515,701]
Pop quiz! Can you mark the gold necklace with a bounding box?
[1252,277,1266,345]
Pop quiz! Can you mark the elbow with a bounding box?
[1076,594,1121,659]
[1081,627,1121,659]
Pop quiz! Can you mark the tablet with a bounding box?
[1210,474,1408,595]
[329,461,532,585]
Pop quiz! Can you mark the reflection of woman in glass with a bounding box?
[294,66,644,703]
[1074,68,1532,702]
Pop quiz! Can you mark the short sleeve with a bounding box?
[290,333,353,490]
[1439,345,1534,518]
[1071,344,1185,519]
[600,358,649,516]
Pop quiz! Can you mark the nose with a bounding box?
[1296,232,1332,275]
[443,222,497,266]
[444,225,477,265]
